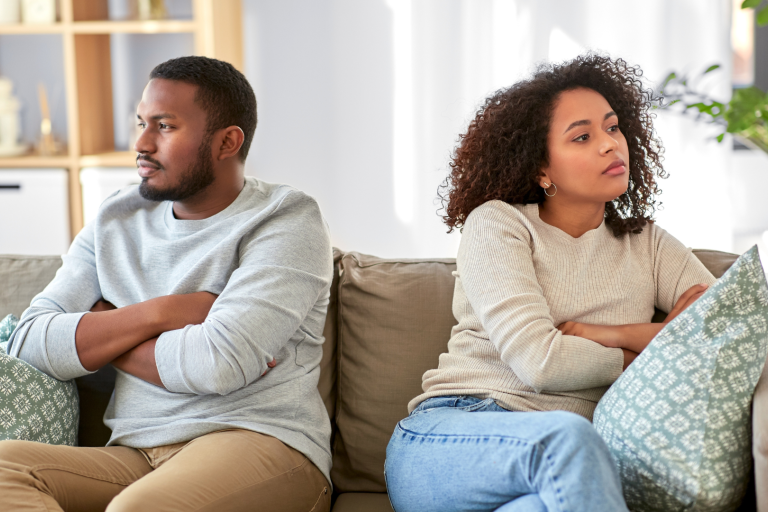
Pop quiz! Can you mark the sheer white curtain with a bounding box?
[244,0,734,257]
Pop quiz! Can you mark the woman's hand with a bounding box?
[558,321,621,348]
[557,321,663,354]
[664,283,709,324]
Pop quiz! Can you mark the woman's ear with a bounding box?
[538,173,551,189]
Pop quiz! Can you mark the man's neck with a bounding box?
[173,174,246,220]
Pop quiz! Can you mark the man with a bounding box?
[0,56,333,512]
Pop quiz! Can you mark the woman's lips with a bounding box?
[603,159,626,176]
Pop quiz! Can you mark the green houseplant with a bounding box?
[659,0,768,153]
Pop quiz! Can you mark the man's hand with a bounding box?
[90,300,116,313]
[77,292,219,372]
[664,283,709,324]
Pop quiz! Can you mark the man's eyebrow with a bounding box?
[562,111,617,134]
[135,113,177,121]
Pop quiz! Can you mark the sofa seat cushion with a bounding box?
[331,252,457,493]
[332,493,394,512]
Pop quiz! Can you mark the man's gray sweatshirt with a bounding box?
[8,177,334,483]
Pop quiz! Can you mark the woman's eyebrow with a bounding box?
[562,111,617,134]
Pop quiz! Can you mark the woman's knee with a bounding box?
[540,411,605,452]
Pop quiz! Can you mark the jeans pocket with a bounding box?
[455,397,497,412]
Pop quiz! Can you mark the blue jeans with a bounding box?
[385,396,629,512]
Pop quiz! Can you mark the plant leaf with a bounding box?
[717,133,725,142]
[758,5,768,25]
[742,0,762,8]
[704,64,721,74]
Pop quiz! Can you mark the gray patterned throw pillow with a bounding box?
[0,314,79,445]
[594,246,768,511]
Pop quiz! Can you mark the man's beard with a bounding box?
[138,134,215,202]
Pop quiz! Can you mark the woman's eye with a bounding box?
[573,134,588,142]
[608,124,619,132]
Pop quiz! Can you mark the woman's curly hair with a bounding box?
[438,54,666,236]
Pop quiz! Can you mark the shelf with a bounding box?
[72,20,197,34]
[0,20,196,35]
[0,155,72,168]
[0,23,63,34]
[80,151,135,167]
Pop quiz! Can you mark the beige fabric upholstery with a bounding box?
[0,255,62,318]
[331,252,457,493]
[319,249,343,425]
[332,492,393,512]
[692,249,741,279]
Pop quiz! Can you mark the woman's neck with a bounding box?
[537,200,605,239]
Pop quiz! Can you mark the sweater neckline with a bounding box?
[524,203,607,243]
[163,177,258,232]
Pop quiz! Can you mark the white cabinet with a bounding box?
[0,168,70,255]
[80,167,140,226]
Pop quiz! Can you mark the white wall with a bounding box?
[242,0,738,257]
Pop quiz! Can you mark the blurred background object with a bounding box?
[21,0,56,24]
[0,0,766,264]
[0,0,20,25]
[0,76,25,156]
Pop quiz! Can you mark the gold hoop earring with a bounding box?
[543,182,557,197]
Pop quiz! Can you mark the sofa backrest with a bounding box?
[329,252,457,493]
[0,248,741,493]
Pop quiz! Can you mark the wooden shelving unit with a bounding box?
[0,0,243,239]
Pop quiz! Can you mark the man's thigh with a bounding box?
[0,439,152,512]
[108,429,331,512]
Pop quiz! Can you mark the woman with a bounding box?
[384,54,715,512]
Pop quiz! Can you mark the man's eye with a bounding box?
[159,123,169,129]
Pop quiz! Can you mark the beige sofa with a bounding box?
[0,249,763,512]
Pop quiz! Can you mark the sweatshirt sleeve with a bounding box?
[457,202,624,393]
[155,191,333,396]
[653,225,716,314]
[8,222,102,380]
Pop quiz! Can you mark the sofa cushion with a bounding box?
[332,492,394,512]
[319,249,343,427]
[594,246,768,510]
[331,252,457,493]
[0,255,62,318]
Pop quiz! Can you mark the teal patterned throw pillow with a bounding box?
[0,314,17,353]
[0,314,79,445]
[594,246,768,511]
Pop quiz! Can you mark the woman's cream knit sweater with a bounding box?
[410,200,716,420]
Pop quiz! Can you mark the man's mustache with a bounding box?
[136,154,164,170]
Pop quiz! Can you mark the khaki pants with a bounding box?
[0,429,331,512]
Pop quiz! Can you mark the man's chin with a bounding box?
[139,180,176,202]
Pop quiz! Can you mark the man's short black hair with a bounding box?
[150,56,257,162]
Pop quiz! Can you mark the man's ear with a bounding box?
[215,126,245,161]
